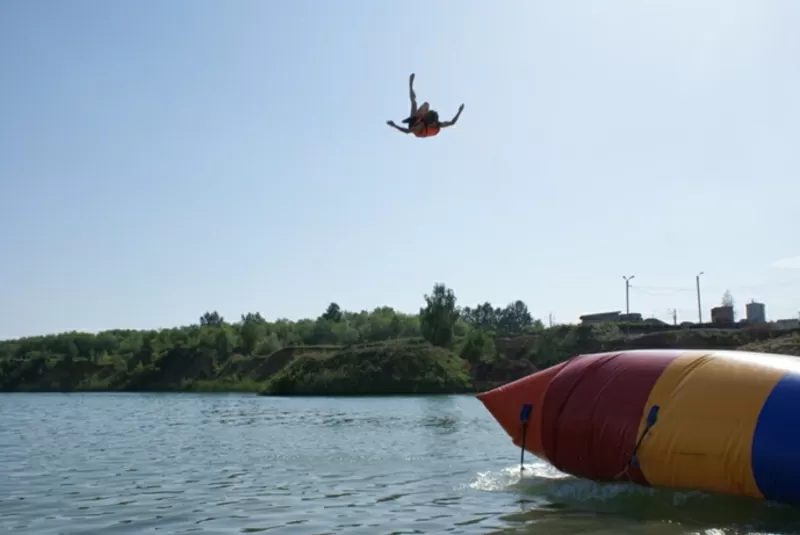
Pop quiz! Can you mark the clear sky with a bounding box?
[1,0,799,339]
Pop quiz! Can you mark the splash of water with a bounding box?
[467,460,800,535]
[469,460,568,492]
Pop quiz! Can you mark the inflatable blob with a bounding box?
[477,349,800,505]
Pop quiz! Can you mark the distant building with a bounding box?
[711,305,734,324]
[580,311,622,324]
[580,311,643,324]
[621,313,644,322]
[745,301,766,323]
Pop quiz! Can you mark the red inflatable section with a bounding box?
[539,352,677,483]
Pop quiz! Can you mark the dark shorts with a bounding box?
[402,112,434,126]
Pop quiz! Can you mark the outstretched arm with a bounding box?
[439,104,465,128]
[387,120,412,134]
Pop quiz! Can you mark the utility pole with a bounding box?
[669,308,677,325]
[622,275,635,315]
[696,271,704,324]
[548,313,553,328]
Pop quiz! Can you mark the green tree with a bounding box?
[200,311,224,327]
[460,329,496,364]
[321,302,343,322]
[215,327,234,359]
[462,302,499,331]
[240,313,266,355]
[307,319,339,345]
[420,283,460,347]
[497,300,534,336]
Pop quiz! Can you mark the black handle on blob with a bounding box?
[519,403,533,472]
[630,404,660,469]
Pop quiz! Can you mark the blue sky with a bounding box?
[1,0,799,339]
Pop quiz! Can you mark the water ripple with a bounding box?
[2,393,800,534]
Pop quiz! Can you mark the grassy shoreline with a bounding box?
[2,330,798,395]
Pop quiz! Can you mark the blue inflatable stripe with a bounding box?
[752,372,800,503]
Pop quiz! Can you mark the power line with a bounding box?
[632,278,800,295]
[667,308,678,325]
[613,274,800,325]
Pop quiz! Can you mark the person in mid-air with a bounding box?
[386,73,464,138]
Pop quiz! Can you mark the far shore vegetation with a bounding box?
[1,283,799,395]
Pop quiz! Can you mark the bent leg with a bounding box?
[403,102,431,125]
[403,101,430,124]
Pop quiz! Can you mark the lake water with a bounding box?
[2,394,800,535]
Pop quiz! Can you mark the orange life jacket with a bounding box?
[412,119,441,138]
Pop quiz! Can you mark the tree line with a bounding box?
[0,283,541,365]
[3,282,796,393]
